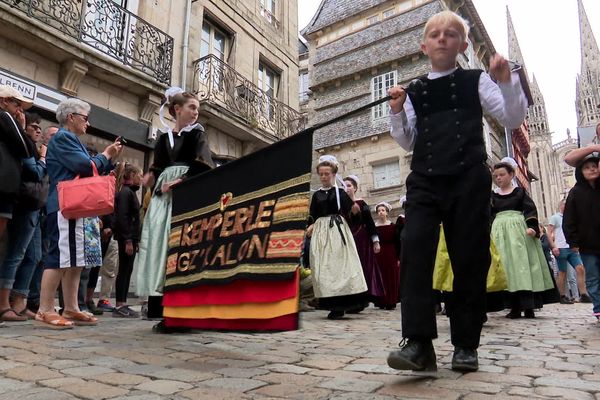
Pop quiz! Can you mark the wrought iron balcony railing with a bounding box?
[192,54,306,140]
[3,0,173,85]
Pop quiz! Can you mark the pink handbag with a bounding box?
[57,162,116,220]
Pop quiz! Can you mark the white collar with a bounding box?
[167,123,201,149]
[427,67,458,80]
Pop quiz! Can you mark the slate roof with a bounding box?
[302,0,390,36]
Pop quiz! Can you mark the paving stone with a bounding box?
[299,358,348,370]
[87,356,138,369]
[377,380,461,400]
[38,359,88,370]
[179,387,250,400]
[0,387,78,400]
[507,366,577,378]
[250,383,332,399]
[317,378,384,393]
[344,363,396,374]
[328,393,397,400]
[214,367,270,378]
[0,378,33,394]
[200,378,268,392]
[461,393,529,400]
[436,378,503,394]
[60,381,129,399]
[263,363,313,374]
[0,360,25,371]
[62,365,115,377]
[461,371,533,386]
[93,372,149,385]
[534,377,600,391]
[109,394,163,400]
[135,380,193,395]
[5,365,63,381]
[38,377,87,388]
[258,372,324,386]
[496,359,544,368]
[546,360,595,373]
[535,386,594,400]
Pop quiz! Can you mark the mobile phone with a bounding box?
[117,136,128,145]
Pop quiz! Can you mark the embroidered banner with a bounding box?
[164,131,313,291]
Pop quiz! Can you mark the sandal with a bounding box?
[34,312,74,330]
[16,308,36,320]
[62,310,98,326]
[0,308,27,322]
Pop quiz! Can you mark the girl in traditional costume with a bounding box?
[344,175,385,304]
[374,202,400,310]
[307,156,368,320]
[135,88,214,332]
[490,161,558,318]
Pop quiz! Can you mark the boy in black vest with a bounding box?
[386,10,527,372]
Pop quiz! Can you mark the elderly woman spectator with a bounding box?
[0,85,32,241]
[0,112,49,321]
[35,98,122,329]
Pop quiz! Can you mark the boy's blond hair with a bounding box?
[423,10,469,43]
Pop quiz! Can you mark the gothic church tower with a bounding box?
[507,8,560,221]
[576,0,600,127]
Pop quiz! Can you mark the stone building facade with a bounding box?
[0,0,301,169]
[302,0,507,218]
[186,0,302,163]
[0,0,301,293]
[0,0,176,170]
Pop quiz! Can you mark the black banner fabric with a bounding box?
[164,131,313,292]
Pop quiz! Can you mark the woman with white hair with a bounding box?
[35,98,123,329]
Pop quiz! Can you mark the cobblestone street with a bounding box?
[0,303,598,399]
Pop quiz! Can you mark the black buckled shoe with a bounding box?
[451,347,478,372]
[387,339,437,371]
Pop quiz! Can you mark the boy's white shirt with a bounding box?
[389,67,528,151]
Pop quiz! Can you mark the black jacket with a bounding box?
[563,159,600,254]
[113,185,141,242]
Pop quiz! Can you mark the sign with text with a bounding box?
[164,131,312,291]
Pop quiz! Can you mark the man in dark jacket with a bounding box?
[563,156,600,320]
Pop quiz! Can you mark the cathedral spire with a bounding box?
[506,7,526,68]
[507,8,550,137]
[578,0,600,73]
[576,0,600,127]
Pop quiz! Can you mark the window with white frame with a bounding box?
[200,20,228,60]
[373,160,401,189]
[367,15,379,25]
[260,0,277,24]
[383,8,395,18]
[259,61,280,119]
[372,71,397,119]
[299,72,309,102]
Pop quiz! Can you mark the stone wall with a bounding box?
[312,57,430,149]
[311,1,441,86]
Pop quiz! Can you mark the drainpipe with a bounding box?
[181,0,192,89]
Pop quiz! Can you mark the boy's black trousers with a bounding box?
[400,163,491,350]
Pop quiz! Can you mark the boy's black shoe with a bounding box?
[560,296,574,304]
[387,339,437,371]
[327,311,345,320]
[580,294,592,303]
[451,347,478,372]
